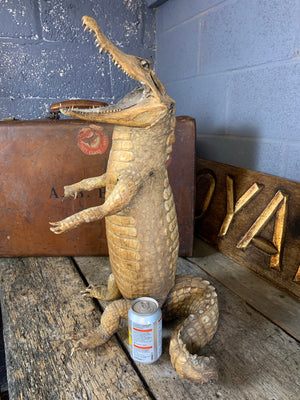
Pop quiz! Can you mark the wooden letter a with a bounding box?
[237,190,288,270]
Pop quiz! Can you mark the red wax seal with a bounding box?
[78,125,109,155]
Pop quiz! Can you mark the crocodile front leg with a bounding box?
[73,298,131,351]
[163,275,218,383]
[81,273,122,301]
[64,173,107,199]
[50,170,142,234]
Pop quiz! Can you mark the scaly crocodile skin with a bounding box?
[50,16,218,383]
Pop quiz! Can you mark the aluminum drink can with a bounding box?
[128,297,162,364]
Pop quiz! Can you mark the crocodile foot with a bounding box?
[64,174,107,200]
[50,205,105,234]
[81,274,122,301]
[50,211,89,234]
[71,326,110,354]
[64,185,80,200]
[72,299,132,353]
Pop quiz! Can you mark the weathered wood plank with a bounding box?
[75,256,300,400]
[195,158,300,299]
[190,238,300,341]
[0,257,151,400]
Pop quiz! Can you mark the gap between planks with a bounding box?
[70,257,157,400]
[0,257,153,400]
[74,255,300,400]
[189,238,300,342]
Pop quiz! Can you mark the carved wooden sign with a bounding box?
[195,158,300,300]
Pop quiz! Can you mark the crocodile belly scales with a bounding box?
[105,125,179,304]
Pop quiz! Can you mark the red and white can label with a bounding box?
[128,298,162,364]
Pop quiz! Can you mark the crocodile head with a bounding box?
[61,16,174,127]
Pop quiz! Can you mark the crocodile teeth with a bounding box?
[82,22,134,80]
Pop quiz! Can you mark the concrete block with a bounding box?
[0,0,40,39]
[254,139,287,180]
[283,141,300,183]
[227,62,300,141]
[40,0,95,42]
[156,0,224,33]
[0,41,111,101]
[0,97,54,120]
[40,0,155,49]
[165,74,227,133]
[196,135,288,180]
[157,18,200,82]
[199,0,298,74]
[0,1,155,120]
[0,97,12,120]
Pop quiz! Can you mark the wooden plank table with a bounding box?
[0,250,299,399]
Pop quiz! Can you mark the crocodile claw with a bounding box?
[49,221,69,234]
[64,186,78,200]
[71,327,109,353]
[70,339,85,356]
[81,284,98,298]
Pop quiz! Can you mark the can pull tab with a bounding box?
[49,99,108,119]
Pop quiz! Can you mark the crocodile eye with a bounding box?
[141,59,150,69]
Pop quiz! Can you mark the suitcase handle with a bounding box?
[49,100,108,117]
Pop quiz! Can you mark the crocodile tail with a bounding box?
[163,275,218,383]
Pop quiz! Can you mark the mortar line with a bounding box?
[160,55,299,86]
[163,0,231,33]
[196,134,300,144]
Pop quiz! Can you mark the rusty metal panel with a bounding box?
[0,116,195,257]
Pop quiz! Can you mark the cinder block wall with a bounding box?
[156,0,300,182]
[0,0,155,120]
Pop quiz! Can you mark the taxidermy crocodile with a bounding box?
[50,16,218,383]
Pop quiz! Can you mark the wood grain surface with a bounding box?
[0,257,151,400]
[74,256,300,400]
[190,238,300,341]
[1,255,299,399]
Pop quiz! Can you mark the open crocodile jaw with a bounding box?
[61,16,170,127]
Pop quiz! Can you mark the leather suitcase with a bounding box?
[0,112,195,257]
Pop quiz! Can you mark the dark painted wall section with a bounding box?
[0,0,155,120]
[156,0,300,182]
